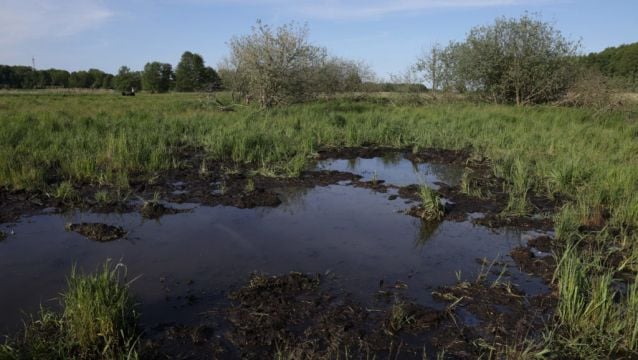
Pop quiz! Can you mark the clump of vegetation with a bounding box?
[417,186,445,221]
[244,178,256,192]
[460,168,485,198]
[550,242,638,358]
[50,181,79,204]
[386,301,415,335]
[1,261,139,359]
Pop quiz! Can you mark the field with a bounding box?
[1,91,638,358]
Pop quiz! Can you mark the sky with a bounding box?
[0,0,636,79]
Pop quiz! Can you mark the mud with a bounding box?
[64,222,127,242]
[431,280,557,357]
[510,246,556,283]
[142,271,557,359]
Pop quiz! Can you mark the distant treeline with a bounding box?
[581,42,638,90]
[0,51,221,93]
[0,66,114,90]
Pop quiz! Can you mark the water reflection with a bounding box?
[414,220,441,247]
[316,156,464,188]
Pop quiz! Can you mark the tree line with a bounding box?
[582,42,638,91]
[0,51,221,93]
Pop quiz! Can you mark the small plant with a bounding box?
[245,178,255,192]
[387,301,414,334]
[50,181,79,203]
[218,181,227,195]
[371,171,379,185]
[460,168,485,198]
[418,186,445,221]
[199,158,208,177]
[94,190,111,204]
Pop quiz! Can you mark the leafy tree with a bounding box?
[49,69,70,88]
[142,62,173,93]
[114,66,142,92]
[416,43,443,93]
[433,14,579,105]
[582,42,638,90]
[69,71,91,88]
[227,21,327,107]
[175,51,217,92]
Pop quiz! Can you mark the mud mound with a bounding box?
[64,222,127,242]
[228,189,282,209]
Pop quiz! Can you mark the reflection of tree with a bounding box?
[346,158,360,171]
[414,219,441,247]
[424,164,464,186]
[380,153,402,166]
[262,187,313,216]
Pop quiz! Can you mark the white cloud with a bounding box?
[0,0,113,45]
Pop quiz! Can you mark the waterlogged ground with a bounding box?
[0,153,556,357]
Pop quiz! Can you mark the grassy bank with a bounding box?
[1,91,637,357]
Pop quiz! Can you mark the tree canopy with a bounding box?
[175,51,220,92]
[417,14,580,104]
[142,62,173,93]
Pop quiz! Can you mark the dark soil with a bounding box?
[64,222,127,242]
[510,247,556,283]
[142,271,558,359]
[432,280,556,355]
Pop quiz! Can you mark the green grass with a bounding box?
[1,91,637,357]
[1,261,139,360]
[418,186,445,221]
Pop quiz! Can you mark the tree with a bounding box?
[227,20,327,107]
[436,14,579,105]
[49,69,70,88]
[114,66,142,92]
[416,43,443,93]
[175,51,216,92]
[142,62,173,93]
[583,42,638,90]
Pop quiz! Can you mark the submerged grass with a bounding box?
[1,261,139,360]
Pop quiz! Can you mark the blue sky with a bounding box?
[0,0,636,79]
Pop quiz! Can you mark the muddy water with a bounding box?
[0,157,548,333]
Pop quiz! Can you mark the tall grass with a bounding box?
[1,261,139,359]
[553,241,638,358]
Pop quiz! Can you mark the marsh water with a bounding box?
[0,156,549,333]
